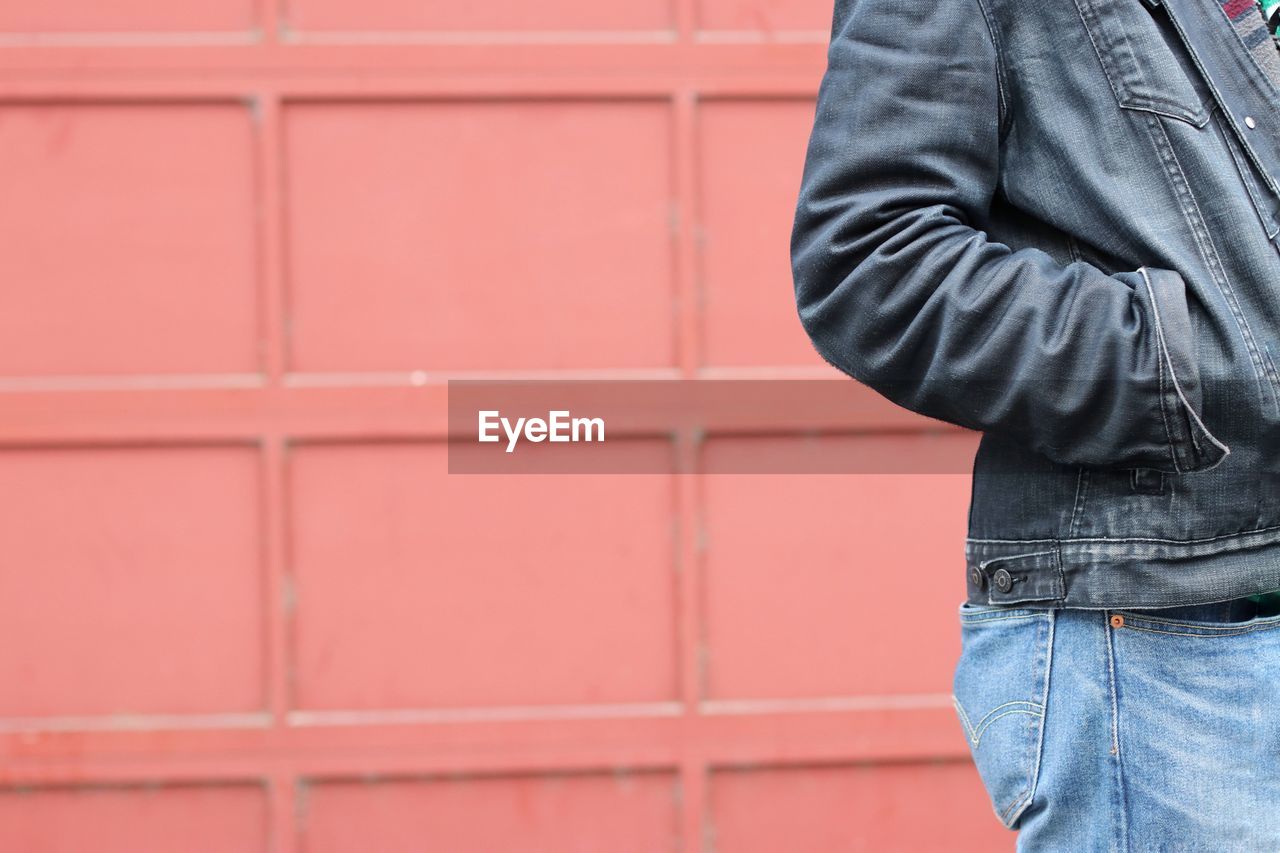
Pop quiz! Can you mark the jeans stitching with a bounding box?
[1105,610,1131,851]
[1004,608,1055,828]
[954,610,1053,829]
[960,613,1043,624]
[1116,620,1280,638]
[1000,784,1033,825]
[953,698,1044,747]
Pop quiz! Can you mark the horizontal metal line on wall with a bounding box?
[0,383,953,444]
[0,41,826,81]
[0,78,823,101]
[0,30,828,48]
[0,704,968,786]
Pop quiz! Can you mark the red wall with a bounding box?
[0,0,1011,849]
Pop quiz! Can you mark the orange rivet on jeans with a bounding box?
[1110,614,1125,629]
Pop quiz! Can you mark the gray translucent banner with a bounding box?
[448,379,980,474]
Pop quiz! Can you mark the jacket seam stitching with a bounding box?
[970,522,1280,545]
[1141,268,1228,463]
[1144,110,1271,415]
[1117,101,1211,128]
[1068,467,1090,539]
[1142,268,1183,472]
[1141,266,1228,466]
[1072,0,1208,126]
[1218,104,1280,239]
[1161,0,1280,200]
[972,0,1011,141]
[1073,0,1127,116]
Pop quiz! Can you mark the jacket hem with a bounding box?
[965,524,1280,608]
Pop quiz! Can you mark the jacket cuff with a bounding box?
[1138,266,1230,473]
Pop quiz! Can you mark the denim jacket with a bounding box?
[791,0,1280,608]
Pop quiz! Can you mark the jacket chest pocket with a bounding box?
[1072,0,1212,126]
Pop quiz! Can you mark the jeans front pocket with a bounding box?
[951,603,1054,829]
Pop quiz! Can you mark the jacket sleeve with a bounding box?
[790,0,1229,473]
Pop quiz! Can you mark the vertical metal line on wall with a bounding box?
[254,84,297,853]
[671,0,710,820]
[255,91,287,382]
[263,435,296,853]
[674,0,698,43]
[260,0,283,44]
[270,772,299,853]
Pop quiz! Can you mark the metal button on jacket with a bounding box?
[993,568,1013,593]
[969,568,984,588]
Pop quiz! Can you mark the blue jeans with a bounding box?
[953,599,1280,850]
